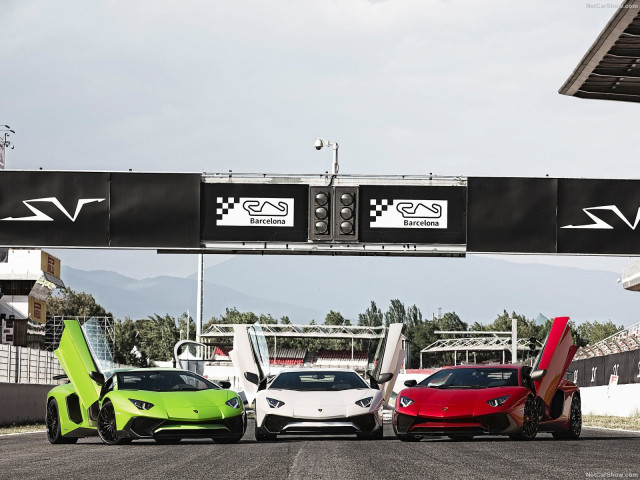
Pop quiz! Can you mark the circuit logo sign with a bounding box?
[1,197,106,222]
[216,197,294,227]
[369,199,448,229]
[561,205,640,230]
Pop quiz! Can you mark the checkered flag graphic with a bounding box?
[216,196,239,221]
[370,199,393,222]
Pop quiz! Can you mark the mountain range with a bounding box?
[60,255,638,327]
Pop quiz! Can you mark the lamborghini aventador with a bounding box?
[46,318,246,445]
[230,322,405,441]
[393,316,581,441]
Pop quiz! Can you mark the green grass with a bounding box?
[583,414,640,431]
[0,423,46,435]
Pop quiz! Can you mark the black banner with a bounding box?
[110,173,201,248]
[567,350,640,387]
[467,177,557,253]
[0,171,110,247]
[558,179,640,254]
[358,185,466,244]
[201,183,309,242]
[630,349,640,384]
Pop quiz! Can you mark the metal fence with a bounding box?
[0,344,65,385]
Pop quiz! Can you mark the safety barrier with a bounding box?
[0,344,65,385]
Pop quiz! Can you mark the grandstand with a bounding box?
[573,320,640,360]
[200,323,390,372]
[314,349,368,370]
[270,348,306,366]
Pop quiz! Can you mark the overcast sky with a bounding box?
[1,0,637,278]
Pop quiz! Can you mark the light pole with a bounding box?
[1,125,15,169]
[314,138,339,175]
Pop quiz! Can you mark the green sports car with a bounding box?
[46,318,246,445]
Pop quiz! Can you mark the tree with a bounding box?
[406,305,423,328]
[324,310,351,326]
[137,314,180,362]
[358,301,383,327]
[384,299,406,326]
[436,312,467,332]
[177,312,196,341]
[577,320,623,346]
[113,317,147,367]
[47,287,112,318]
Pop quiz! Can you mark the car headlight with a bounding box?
[266,397,285,409]
[129,398,154,410]
[355,396,373,408]
[399,396,414,408]
[487,395,510,407]
[225,397,241,409]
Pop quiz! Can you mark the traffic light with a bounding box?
[333,187,358,242]
[528,337,537,352]
[308,187,332,240]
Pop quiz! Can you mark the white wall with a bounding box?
[580,383,640,417]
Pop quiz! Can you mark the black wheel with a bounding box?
[213,435,243,444]
[254,421,277,442]
[511,395,539,441]
[357,426,384,440]
[553,394,582,440]
[97,401,129,445]
[396,433,422,442]
[155,438,181,445]
[46,399,77,444]
[448,435,474,441]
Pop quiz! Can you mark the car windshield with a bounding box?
[418,368,519,389]
[270,371,368,391]
[116,370,220,392]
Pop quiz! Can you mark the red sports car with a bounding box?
[393,317,581,441]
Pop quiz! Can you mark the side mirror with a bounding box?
[377,372,394,384]
[404,379,417,388]
[219,381,231,389]
[89,371,105,386]
[244,372,260,385]
[530,369,546,381]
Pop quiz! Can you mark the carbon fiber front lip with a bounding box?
[394,412,518,435]
[122,413,245,438]
[263,413,378,434]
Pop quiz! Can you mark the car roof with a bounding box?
[441,364,523,370]
[109,367,193,374]
[273,367,360,374]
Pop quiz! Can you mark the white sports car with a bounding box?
[230,323,404,441]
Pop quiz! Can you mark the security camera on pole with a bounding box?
[314,138,339,175]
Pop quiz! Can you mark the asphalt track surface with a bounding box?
[1,422,639,480]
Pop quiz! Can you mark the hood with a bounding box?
[402,386,526,418]
[124,389,232,420]
[264,388,378,418]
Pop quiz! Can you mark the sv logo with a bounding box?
[573,370,579,383]
[612,364,619,376]
[1,197,105,222]
[591,366,598,383]
[562,205,640,230]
